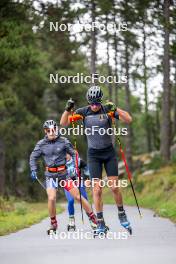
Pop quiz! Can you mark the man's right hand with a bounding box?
[65,98,75,112]
[31,171,37,182]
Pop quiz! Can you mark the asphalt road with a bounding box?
[0,204,176,264]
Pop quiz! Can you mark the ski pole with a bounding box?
[36,177,46,190]
[71,109,84,224]
[112,118,142,218]
[117,137,142,218]
[102,104,142,218]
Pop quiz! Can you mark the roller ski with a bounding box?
[118,210,132,235]
[67,215,76,231]
[47,222,58,235]
[93,220,108,238]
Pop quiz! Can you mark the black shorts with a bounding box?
[87,145,118,179]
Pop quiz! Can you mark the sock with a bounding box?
[87,211,94,218]
[97,212,104,221]
[50,216,57,224]
[118,206,124,212]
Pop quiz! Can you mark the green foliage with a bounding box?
[0,198,64,235]
[171,153,176,164]
[0,0,175,200]
[103,164,176,222]
[146,155,166,170]
[14,202,27,215]
[0,196,15,215]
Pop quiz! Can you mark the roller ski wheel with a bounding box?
[118,210,132,235]
[93,224,109,237]
[93,231,107,238]
[47,224,58,235]
[67,224,76,231]
[93,229,107,238]
[67,216,76,232]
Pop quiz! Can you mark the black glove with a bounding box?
[65,98,75,112]
[105,101,116,112]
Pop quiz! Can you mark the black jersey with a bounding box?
[75,105,119,150]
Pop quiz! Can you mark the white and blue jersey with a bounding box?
[66,157,90,181]
[65,157,90,216]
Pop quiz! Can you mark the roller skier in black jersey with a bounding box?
[60,86,133,235]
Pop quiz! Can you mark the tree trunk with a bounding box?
[12,157,18,195]
[90,0,97,75]
[124,42,133,171]
[105,14,113,101]
[113,0,118,106]
[0,139,5,195]
[142,18,152,152]
[160,0,171,161]
[155,102,161,149]
[173,60,176,139]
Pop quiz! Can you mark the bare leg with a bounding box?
[107,176,123,206]
[46,188,57,217]
[92,179,103,213]
[69,187,92,214]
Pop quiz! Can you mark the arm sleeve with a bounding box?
[75,106,88,118]
[29,142,42,171]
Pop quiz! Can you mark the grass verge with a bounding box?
[0,199,64,236]
[103,164,176,222]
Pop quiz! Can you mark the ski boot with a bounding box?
[105,224,110,231]
[47,222,58,235]
[88,212,97,230]
[93,219,108,238]
[118,210,132,235]
[67,215,76,231]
